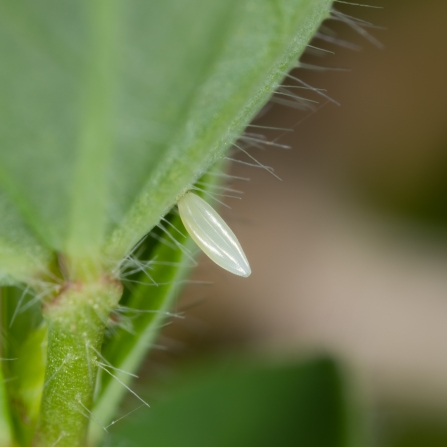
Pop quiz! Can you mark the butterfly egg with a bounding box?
[177,192,251,277]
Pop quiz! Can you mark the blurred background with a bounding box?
[133,1,447,446]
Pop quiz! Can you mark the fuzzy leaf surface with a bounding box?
[0,0,331,278]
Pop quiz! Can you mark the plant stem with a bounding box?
[33,276,122,447]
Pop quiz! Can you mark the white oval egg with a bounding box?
[177,192,251,277]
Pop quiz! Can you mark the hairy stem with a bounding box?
[33,277,122,447]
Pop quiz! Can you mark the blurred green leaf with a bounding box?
[386,417,447,447]
[1,287,46,446]
[0,193,50,284]
[0,0,331,278]
[392,430,447,447]
[0,362,13,447]
[107,357,357,447]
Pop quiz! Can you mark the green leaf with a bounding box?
[107,357,358,447]
[105,0,333,262]
[391,428,447,447]
[0,0,332,279]
[386,415,447,447]
[1,287,46,446]
[0,193,50,284]
[0,361,13,447]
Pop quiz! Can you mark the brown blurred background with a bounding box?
[150,0,447,443]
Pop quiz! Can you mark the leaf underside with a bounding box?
[0,0,331,280]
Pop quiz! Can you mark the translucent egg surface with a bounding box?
[177,192,251,277]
